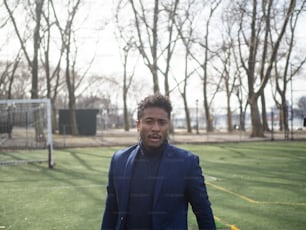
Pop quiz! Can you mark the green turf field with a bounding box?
[1,142,306,230]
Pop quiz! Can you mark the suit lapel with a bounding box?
[124,146,139,177]
[120,146,139,212]
[153,145,173,207]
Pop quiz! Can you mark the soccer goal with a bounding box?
[0,98,54,168]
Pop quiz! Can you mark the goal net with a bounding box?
[0,98,54,168]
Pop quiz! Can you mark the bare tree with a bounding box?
[40,0,66,133]
[0,4,21,100]
[128,0,160,93]
[175,27,194,133]
[192,0,222,132]
[127,0,180,95]
[121,44,136,131]
[51,0,82,135]
[7,54,21,99]
[0,52,21,99]
[174,0,200,133]
[4,0,46,140]
[235,0,296,137]
[215,43,239,132]
[115,0,139,131]
[174,0,223,133]
[272,0,306,135]
[159,0,180,97]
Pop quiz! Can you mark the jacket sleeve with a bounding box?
[101,155,118,230]
[185,154,216,230]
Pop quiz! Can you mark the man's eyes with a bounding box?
[159,120,169,125]
[144,119,168,125]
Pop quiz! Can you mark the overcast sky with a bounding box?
[1,0,305,110]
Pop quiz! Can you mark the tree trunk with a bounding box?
[240,109,246,131]
[32,0,45,141]
[250,97,264,137]
[281,95,289,132]
[123,88,130,131]
[261,92,270,131]
[203,95,213,132]
[226,96,233,132]
[225,79,233,132]
[183,95,192,133]
[152,0,160,93]
[66,50,78,135]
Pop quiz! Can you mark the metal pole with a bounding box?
[46,99,54,168]
[291,69,294,140]
[196,99,199,134]
[271,107,274,141]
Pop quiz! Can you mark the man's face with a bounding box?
[136,107,169,150]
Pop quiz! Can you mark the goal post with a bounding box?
[0,98,54,168]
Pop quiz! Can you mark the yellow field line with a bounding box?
[207,182,306,206]
[214,215,240,230]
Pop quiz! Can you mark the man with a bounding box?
[101,94,216,230]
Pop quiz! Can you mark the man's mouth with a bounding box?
[148,134,161,141]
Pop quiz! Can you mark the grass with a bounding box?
[0,142,306,229]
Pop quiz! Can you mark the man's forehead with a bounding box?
[141,109,169,119]
[143,107,168,114]
[142,115,168,120]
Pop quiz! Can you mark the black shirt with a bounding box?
[125,141,166,230]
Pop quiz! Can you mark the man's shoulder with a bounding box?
[113,144,139,158]
[166,144,197,158]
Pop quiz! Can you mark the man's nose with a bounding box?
[151,121,160,130]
